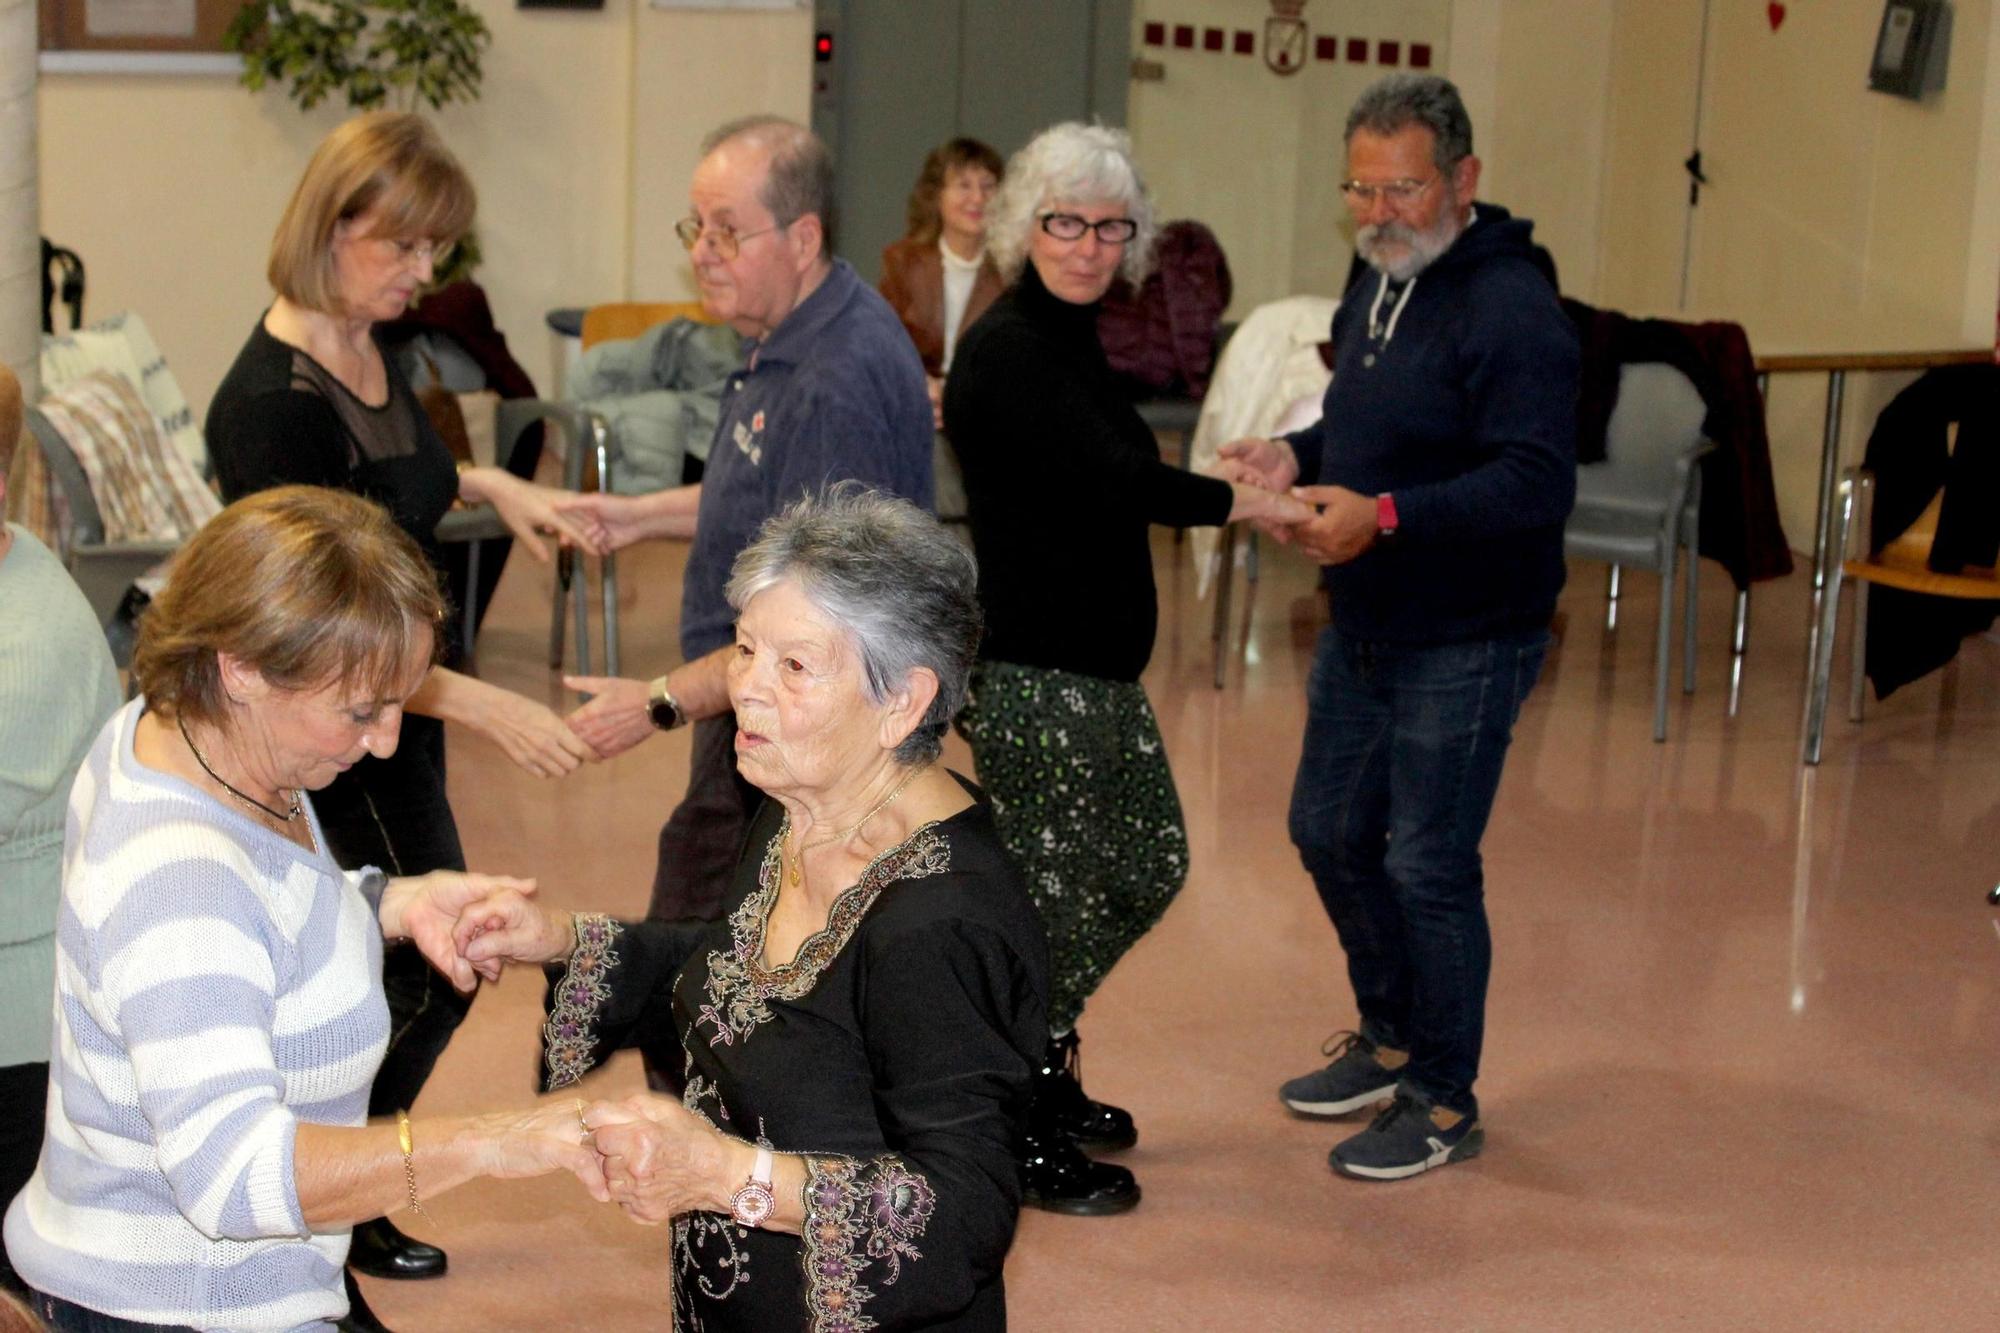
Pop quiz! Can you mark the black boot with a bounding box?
[1035,1032,1137,1152]
[347,1216,446,1280]
[337,1268,395,1333]
[1020,1121,1141,1216]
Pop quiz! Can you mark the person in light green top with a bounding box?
[0,361,121,1298]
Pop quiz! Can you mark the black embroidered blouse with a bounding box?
[544,779,1049,1332]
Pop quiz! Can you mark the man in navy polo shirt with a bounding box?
[562,115,933,921]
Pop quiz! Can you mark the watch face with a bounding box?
[731,1181,776,1228]
[649,692,680,730]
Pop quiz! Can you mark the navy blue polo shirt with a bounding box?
[679,258,935,659]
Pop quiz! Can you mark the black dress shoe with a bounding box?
[1036,1032,1138,1152]
[1020,1128,1141,1216]
[338,1268,396,1333]
[348,1216,446,1280]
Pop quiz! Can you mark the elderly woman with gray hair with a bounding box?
[941,123,1310,1215]
[456,487,1047,1331]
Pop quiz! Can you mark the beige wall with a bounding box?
[1448,0,1615,303]
[1596,0,2000,548]
[1125,0,1452,318]
[34,0,810,421]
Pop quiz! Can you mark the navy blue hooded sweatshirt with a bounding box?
[1287,203,1578,644]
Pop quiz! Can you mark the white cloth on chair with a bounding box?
[1186,295,1337,597]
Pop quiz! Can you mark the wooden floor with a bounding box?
[366,520,2000,1331]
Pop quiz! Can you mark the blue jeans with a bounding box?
[1287,626,1548,1119]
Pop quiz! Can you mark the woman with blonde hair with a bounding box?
[202,111,601,1320]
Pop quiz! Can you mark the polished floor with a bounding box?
[369,520,2000,1331]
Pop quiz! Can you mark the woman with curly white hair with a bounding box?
[943,122,1307,1216]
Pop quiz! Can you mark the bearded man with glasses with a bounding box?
[1221,73,1578,1182]
[558,116,934,927]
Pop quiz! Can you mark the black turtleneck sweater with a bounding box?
[943,264,1233,682]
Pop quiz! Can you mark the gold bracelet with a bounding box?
[397,1109,430,1219]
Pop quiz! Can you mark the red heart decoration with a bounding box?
[1768,1,1786,31]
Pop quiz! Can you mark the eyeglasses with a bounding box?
[1338,176,1440,207]
[380,237,454,268]
[676,215,785,260]
[1039,212,1139,244]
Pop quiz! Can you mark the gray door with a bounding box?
[812,0,1131,283]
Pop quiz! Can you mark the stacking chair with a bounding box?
[580,301,719,352]
[1803,426,2000,764]
[435,399,619,675]
[25,403,185,631]
[1563,362,1714,741]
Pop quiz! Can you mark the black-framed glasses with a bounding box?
[1038,212,1138,244]
[1338,176,1440,207]
[675,215,784,260]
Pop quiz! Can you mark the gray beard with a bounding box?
[1356,211,1464,282]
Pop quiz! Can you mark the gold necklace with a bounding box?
[786,764,929,889]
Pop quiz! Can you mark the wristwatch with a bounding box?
[728,1146,776,1228]
[1375,492,1400,539]
[647,676,687,731]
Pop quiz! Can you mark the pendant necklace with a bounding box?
[787,764,929,889]
[178,715,304,824]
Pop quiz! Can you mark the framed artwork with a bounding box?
[39,0,242,53]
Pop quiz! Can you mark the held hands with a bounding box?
[562,676,657,759]
[580,1095,730,1227]
[460,469,604,563]
[380,872,540,990]
[473,686,600,779]
[551,492,652,555]
[1209,439,1385,567]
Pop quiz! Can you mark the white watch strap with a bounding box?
[751,1145,773,1187]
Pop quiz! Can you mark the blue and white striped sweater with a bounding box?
[4,699,389,1332]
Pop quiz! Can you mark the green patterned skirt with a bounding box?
[956,659,1189,1032]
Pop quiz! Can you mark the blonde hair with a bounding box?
[131,486,444,730]
[267,112,476,314]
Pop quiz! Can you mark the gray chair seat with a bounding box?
[1563,362,1714,741]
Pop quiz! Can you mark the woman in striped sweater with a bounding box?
[2,488,607,1333]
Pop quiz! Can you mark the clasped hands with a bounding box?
[1211,436,1380,566]
[385,875,731,1225]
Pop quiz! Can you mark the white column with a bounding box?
[0,0,40,402]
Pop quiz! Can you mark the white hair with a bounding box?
[986,122,1157,286]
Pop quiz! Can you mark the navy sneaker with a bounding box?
[1330,1091,1483,1180]
[1278,1031,1401,1117]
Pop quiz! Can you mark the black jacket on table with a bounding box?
[942,263,1233,682]
[1287,203,1580,645]
[541,778,1048,1331]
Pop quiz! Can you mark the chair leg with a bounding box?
[572,554,593,679]
[1652,547,1675,742]
[1847,578,1869,723]
[602,551,621,678]
[1211,525,1236,690]
[548,549,570,670]
[462,540,482,667]
[1605,564,1621,632]
[1682,548,1698,695]
[1803,481,1854,765]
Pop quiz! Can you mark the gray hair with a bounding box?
[702,115,837,252]
[1344,74,1474,169]
[987,122,1156,286]
[726,486,981,766]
